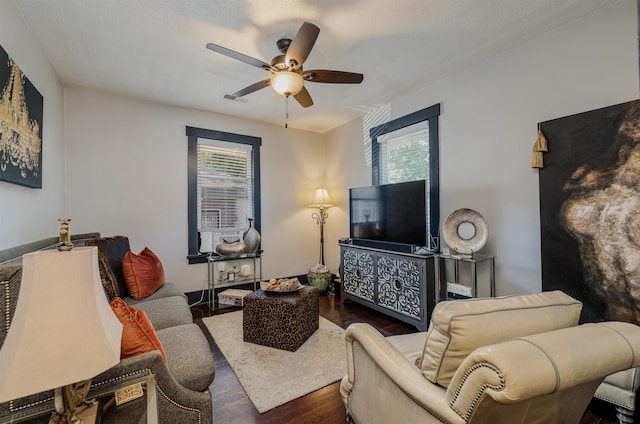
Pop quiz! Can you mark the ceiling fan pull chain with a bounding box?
[285,95,289,129]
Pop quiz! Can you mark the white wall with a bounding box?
[4,0,637,298]
[325,0,640,295]
[64,87,326,292]
[0,1,66,249]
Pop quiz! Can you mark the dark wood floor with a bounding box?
[191,294,620,424]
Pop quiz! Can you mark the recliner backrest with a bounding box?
[420,290,582,387]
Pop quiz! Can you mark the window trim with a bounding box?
[370,103,440,248]
[187,126,261,264]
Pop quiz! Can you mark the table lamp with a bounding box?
[0,246,123,423]
[309,186,334,265]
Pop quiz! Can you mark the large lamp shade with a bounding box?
[0,247,122,403]
[309,187,334,209]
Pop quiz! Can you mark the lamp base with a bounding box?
[64,401,99,424]
[49,379,94,424]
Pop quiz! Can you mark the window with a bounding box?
[377,119,430,184]
[187,127,261,263]
[370,104,440,249]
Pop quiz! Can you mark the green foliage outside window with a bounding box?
[385,140,429,183]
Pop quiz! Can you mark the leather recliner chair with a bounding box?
[340,291,640,424]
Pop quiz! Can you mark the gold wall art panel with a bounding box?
[0,44,43,189]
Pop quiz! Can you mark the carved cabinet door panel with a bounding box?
[376,255,424,319]
[342,248,375,302]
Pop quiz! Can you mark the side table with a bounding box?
[243,286,319,351]
[435,253,495,301]
[207,252,262,310]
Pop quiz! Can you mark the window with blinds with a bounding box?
[197,141,253,244]
[369,104,440,250]
[377,121,429,184]
[187,126,261,262]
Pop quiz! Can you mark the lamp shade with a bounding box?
[309,187,334,209]
[0,247,122,403]
[271,71,304,96]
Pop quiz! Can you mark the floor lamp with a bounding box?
[309,186,334,265]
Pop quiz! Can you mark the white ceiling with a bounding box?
[11,0,618,133]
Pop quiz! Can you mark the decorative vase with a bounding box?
[215,239,246,258]
[243,218,261,255]
[307,271,332,293]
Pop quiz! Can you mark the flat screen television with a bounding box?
[349,180,428,249]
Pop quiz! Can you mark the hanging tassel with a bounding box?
[535,124,548,152]
[531,149,544,168]
[531,123,547,168]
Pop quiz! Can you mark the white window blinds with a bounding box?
[378,121,429,184]
[197,139,253,242]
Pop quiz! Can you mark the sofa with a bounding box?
[340,291,640,424]
[594,368,640,423]
[0,234,215,424]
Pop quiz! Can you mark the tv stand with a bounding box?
[339,242,436,331]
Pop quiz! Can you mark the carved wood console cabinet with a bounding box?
[339,242,436,331]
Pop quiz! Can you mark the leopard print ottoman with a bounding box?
[243,286,320,351]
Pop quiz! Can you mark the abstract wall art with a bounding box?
[539,99,640,324]
[0,44,43,189]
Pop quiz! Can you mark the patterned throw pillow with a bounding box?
[109,297,167,363]
[85,236,131,299]
[122,247,165,300]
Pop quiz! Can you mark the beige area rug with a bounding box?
[202,310,347,413]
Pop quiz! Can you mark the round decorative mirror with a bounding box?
[442,208,488,254]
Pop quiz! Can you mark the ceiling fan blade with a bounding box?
[285,22,320,69]
[231,79,271,98]
[303,70,364,84]
[294,86,313,108]
[206,43,273,71]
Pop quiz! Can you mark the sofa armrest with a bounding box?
[342,323,464,424]
[94,351,212,424]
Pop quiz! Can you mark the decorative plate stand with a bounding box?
[442,208,488,255]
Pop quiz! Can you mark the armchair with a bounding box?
[341,291,640,424]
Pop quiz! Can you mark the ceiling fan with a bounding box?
[206,22,364,108]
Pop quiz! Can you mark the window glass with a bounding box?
[198,140,253,247]
[377,120,429,184]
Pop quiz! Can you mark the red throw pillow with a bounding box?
[122,247,165,299]
[109,297,167,363]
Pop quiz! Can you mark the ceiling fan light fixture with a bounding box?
[271,71,304,96]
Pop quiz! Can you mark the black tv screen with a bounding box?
[349,180,428,247]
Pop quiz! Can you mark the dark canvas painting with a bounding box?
[540,99,640,324]
[0,44,43,188]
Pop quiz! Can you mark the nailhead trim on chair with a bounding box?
[2,281,9,335]
[93,368,204,424]
[90,369,151,389]
[7,395,54,414]
[155,384,203,424]
[449,362,505,421]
